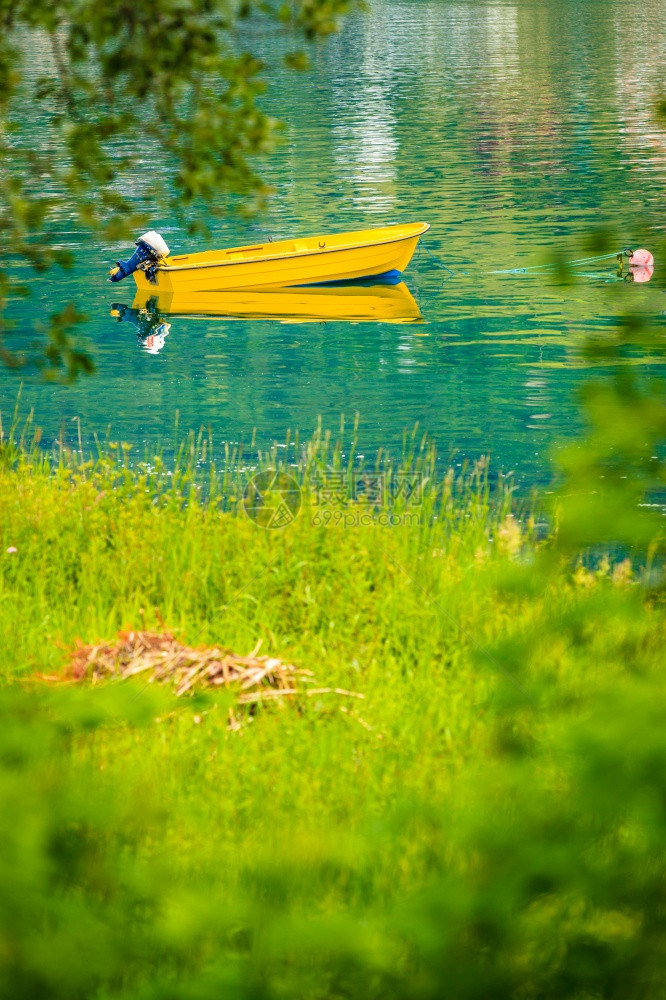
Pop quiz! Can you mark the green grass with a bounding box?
[1,417,666,998]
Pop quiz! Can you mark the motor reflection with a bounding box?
[110,303,171,354]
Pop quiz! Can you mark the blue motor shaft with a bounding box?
[109,240,155,282]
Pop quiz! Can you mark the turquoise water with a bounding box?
[2,0,666,485]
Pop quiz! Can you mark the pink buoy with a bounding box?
[629,264,654,284]
[630,248,654,267]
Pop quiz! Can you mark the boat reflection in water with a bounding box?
[110,303,171,354]
[111,280,422,353]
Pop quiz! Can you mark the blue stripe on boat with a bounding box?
[296,269,403,288]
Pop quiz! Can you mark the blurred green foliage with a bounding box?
[1,421,666,997]
[549,230,666,559]
[4,678,666,998]
[0,0,358,377]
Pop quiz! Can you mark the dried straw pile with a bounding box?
[63,630,361,704]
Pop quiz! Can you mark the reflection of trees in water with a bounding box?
[614,25,666,198]
[331,81,399,214]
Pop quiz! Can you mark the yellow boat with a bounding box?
[109,223,430,292]
[128,281,422,324]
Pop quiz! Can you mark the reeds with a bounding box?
[0,396,526,537]
[0,397,538,695]
[2,399,666,1000]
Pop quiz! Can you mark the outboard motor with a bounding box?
[108,231,170,283]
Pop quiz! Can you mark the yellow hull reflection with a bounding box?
[133,222,430,293]
[131,281,422,324]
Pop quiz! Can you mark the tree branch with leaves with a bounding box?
[0,0,359,379]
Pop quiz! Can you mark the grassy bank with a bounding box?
[1,427,665,998]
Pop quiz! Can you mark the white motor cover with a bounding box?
[139,230,170,258]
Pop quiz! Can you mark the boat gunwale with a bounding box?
[157,222,431,274]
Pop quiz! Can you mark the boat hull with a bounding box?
[133,223,429,293]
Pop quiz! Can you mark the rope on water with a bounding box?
[418,240,634,281]
[417,240,462,281]
[488,251,624,275]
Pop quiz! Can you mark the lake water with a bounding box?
[2,0,666,487]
